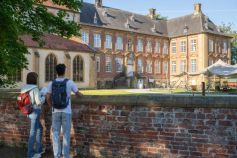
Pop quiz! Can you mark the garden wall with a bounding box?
[0,90,237,158]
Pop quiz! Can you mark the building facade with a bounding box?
[77,0,231,88]
[12,34,96,89]
[12,0,231,89]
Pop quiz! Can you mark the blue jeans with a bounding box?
[52,112,71,158]
[27,108,43,158]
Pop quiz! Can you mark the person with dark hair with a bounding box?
[20,72,46,158]
[47,64,83,158]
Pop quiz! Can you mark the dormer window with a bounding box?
[130,14,135,21]
[103,9,108,16]
[151,24,156,33]
[125,18,130,29]
[183,24,189,34]
[94,13,98,24]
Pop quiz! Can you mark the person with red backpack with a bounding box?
[46,64,83,158]
[20,72,46,158]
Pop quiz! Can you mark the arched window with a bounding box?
[8,70,22,82]
[45,54,57,81]
[73,55,84,82]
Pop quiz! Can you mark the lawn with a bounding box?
[80,88,237,96]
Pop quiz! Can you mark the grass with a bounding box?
[79,88,237,96]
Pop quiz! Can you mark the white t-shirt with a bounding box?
[47,78,78,114]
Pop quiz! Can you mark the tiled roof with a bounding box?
[80,2,168,37]
[167,13,229,37]
[21,34,95,53]
[80,2,231,38]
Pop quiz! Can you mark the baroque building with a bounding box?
[12,0,232,89]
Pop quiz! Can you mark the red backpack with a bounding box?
[17,91,33,115]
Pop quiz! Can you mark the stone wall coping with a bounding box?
[1,91,237,108]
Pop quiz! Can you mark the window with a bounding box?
[155,60,161,73]
[163,61,168,74]
[137,58,143,73]
[45,54,57,81]
[208,58,214,66]
[137,39,143,52]
[81,31,89,44]
[171,61,176,73]
[128,39,133,51]
[191,39,197,52]
[96,56,100,72]
[223,41,227,54]
[115,57,123,72]
[8,70,22,82]
[146,59,152,73]
[105,56,112,72]
[163,42,168,54]
[155,41,160,53]
[94,33,101,48]
[171,42,176,53]
[180,41,186,53]
[191,59,197,73]
[180,60,186,72]
[146,41,152,53]
[208,39,214,53]
[73,56,84,82]
[105,34,112,49]
[116,36,123,50]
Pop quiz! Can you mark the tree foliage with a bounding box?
[0,0,82,87]
[219,23,237,64]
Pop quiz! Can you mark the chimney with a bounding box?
[95,0,102,8]
[149,8,156,20]
[194,3,202,15]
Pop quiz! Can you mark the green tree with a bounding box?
[219,23,237,64]
[154,14,168,20]
[0,0,82,87]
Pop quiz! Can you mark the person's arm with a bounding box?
[34,88,45,106]
[71,81,83,97]
[75,91,83,97]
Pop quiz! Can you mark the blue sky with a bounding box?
[84,0,237,31]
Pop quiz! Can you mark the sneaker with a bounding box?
[33,146,46,158]
[33,154,41,158]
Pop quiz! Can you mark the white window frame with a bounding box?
[163,42,168,54]
[105,34,112,49]
[81,31,89,44]
[191,39,197,52]
[171,42,176,54]
[105,56,112,72]
[146,40,152,53]
[137,59,143,73]
[208,39,214,53]
[191,59,197,73]
[96,56,100,72]
[155,41,160,53]
[146,59,152,73]
[223,41,227,54]
[155,60,161,73]
[115,57,123,72]
[180,60,186,73]
[137,39,143,52]
[171,61,176,73]
[180,41,186,53]
[94,33,101,48]
[116,36,123,50]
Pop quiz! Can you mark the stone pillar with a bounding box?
[33,51,40,84]
[89,54,97,88]
[64,52,71,79]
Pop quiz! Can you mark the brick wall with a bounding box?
[0,92,237,158]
